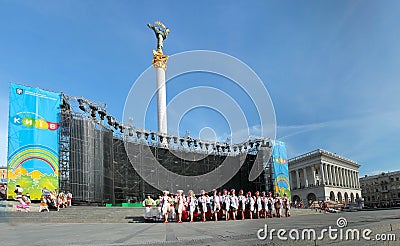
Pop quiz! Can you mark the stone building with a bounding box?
[288,149,361,204]
[360,171,400,207]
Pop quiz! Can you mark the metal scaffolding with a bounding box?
[59,93,273,203]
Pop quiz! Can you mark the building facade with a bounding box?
[289,149,361,204]
[360,171,400,207]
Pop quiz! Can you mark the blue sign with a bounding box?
[7,83,61,200]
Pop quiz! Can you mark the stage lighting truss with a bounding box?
[62,94,271,158]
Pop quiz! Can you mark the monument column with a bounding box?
[296,169,300,189]
[320,164,325,185]
[333,166,337,186]
[329,165,333,185]
[311,166,316,186]
[303,168,308,187]
[148,21,170,135]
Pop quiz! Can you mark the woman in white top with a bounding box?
[197,190,208,222]
[221,189,230,221]
[211,189,221,222]
[255,191,262,219]
[246,192,255,220]
[230,189,239,221]
[261,191,268,219]
[175,190,186,223]
[161,190,170,223]
[238,190,246,220]
[187,190,197,222]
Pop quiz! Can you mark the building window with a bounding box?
[397,177,399,181]
[398,193,400,198]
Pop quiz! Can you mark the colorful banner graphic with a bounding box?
[7,83,61,200]
[272,140,291,198]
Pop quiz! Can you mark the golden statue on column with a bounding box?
[147,21,169,71]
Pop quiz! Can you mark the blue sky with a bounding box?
[0,1,399,176]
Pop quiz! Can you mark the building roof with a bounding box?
[360,170,400,180]
[288,149,360,167]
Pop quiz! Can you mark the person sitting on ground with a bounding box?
[16,195,30,212]
[39,195,50,212]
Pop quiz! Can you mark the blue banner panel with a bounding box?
[272,140,291,198]
[7,83,61,200]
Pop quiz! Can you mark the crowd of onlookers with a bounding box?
[12,185,72,212]
[143,189,291,223]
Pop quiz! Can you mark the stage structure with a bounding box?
[6,83,281,203]
[7,23,289,203]
[56,91,276,203]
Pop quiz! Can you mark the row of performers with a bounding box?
[143,189,290,223]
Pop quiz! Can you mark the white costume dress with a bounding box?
[221,194,230,211]
[198,195,208,213]
[256,196,263,212]
[230,195,239,211]
[247,196,255,211]
[211,195,221,212]
[188,195,197,214]
[238,195,246,211]
[175,195,186,214]
[143,198,154,219]
[262,197,269,212]
[161,195,170,215]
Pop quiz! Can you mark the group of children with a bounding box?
[143,188,291,223]
[39,188,73,212]
[13,185,73,212]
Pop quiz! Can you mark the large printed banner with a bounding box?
[272,140,291,198]
[7,83,61,200]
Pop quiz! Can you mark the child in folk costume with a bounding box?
[230,189,239,221]
[66,190,72,207]
[39,195,50,212]
[187,190,197,222]
[267,192,274,218]
[161,191,171,223]
[197,190,208,222]
[175,190,186,223]
[238,190,246,220]
[282,193,291,217]
[274,193,282,218]
[211,189,221,222]
[261,191,268,219]
[16,195,30,212]
[142,194,154,221]
[221,189,230,221]
[246,191,255,219]
[255,191,262,219]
